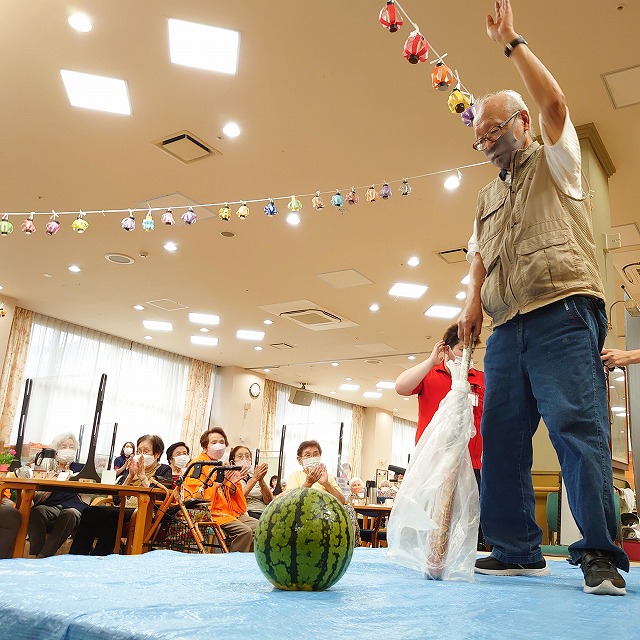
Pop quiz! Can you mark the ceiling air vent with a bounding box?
[270,343,296,350]
[437,247,468,264]
[153,130,220,164]
[280,308,341,328]
[146,299,189,312]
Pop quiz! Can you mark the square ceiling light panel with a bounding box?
[60,70,131,115]
[189,313,220,325]
[168,19,240,74]
[388,282,428,299]
[424,305,462,319]
[602,64,640,109]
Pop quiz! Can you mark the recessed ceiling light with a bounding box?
[236,329,264,341]
[286,213,301,225]
[44,274,53,278]
[461,274,470,285]
[369,304,380,312]
[144,335,154,340]
[389,282,428,299]
[392,408,399,412]
[331,362,339,367]
[143,320,172,331]
[68,265,81,273]
[339,383,360,391]
[376,381,396,389]
[68,13,92,32]
[408,355,416,360]
[191,335,219,346]
[424,305,462,319]
[407,256,420,267]
[60,70,131,115]
[189,312,220,326]
[263,319,273,325]
[254,346,263,351]
[133,305,145,311]
[164,241,178,252]
[345,377,353,382]
[263,368,271,373]
[363,391,383,399]
[220,231,235,238]
[222,122,241,137]
[455,291,467,300]
[168,18,240,74]
[200,328,210,333]
[330,391,337,395]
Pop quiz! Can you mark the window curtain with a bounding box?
[350,404,364,479]
[259,378,277,451]
[274,384,353,482]
[0,307,34,443]
[181,359,216,455]
[391,415,417,468]
[10,313,190,460]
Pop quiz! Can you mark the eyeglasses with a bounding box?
[472,111,520,151]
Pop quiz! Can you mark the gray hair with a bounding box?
[50,432,79,451]
[349,477,364,489]
[475,90,536,137]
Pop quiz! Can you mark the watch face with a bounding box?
[249,383,261,398]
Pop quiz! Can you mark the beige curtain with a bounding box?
[259,378,277,451]
[181,358,214,455]
[350,404,364,479]
[0,307,34,443]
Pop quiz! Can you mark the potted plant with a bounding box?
[0,448,17,471]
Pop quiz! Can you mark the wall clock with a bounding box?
[249,382,261,399]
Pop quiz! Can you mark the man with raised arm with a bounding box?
[457,0,628,595]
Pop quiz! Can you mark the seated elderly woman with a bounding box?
[183,428,258,552]
[69,434,172,556]
[348,477,366,504]
[28,432,87,558]
[229,445,273,520]
[285,440,360,546]
[166,441,191,482]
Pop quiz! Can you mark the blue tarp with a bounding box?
[0,549,637,639]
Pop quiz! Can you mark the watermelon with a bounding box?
[254,487,354,591]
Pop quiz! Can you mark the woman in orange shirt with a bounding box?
[183,427,258,552]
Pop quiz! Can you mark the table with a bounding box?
[0,477,163,557]
[353,503,392,548]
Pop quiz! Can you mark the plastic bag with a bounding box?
[387,356,480,582]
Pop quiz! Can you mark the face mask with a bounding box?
[302,456,321,469]
[123,447,133,457]
[56,448,76,463]
[235,459,251,471]
[174,454,190,469]
[143,454,156,468]
[207,443,226,461]
[483,125,526,170]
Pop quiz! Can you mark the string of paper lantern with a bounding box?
[379,1,477,124]
[0,160,489,236]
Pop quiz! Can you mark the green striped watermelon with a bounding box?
[254,487,354,591]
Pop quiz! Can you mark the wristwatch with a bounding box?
[505,36,527,57]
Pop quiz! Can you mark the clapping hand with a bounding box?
[253,462,269,482]
[224,469,244,485]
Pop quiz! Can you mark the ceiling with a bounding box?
[1,0,639,422]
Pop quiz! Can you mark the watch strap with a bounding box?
[505,36,527,57]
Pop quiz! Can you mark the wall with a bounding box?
[360,407,393,483]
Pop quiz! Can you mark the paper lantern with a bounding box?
[403,31,429,64]
[345,187,359,205]
[237,202,250,219]
[432,61,454,91]
[182,206,197,225]
[0,214,13,236]
[46,213,60,236]
[379,182,392,199]
[311,192,325,210]
[142,211,155,231]
[219,204,231,221]
[366,186,379,202]
[287,196,303,212]
[21,213,36,234]
[264,199,278,216]
[121,212,136,232]
[379,1,403,32]
[398,179,412,196]
[331,191,344,207]
[72,213,89,233]
[161,208,176,225]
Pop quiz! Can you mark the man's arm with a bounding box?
[486,0,566,143]
[601,348,640,368]
[458,252,486,347]
[395,341,446,395]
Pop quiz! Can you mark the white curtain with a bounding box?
[11,314,190,463]
[391,416,417,468]
[274,384,353,482]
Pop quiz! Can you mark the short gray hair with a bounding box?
[475,90,536,137]
[50,432,79,451]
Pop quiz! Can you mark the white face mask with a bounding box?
[56,448,76,463]
[123,447,133,457]
[207,443,226,461]
[302,456,321,469]
[173,454,190,469]
[143,454,156,468]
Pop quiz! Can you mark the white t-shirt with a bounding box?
[467,108,582,261]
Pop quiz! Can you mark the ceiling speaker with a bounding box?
[288,388,314,406]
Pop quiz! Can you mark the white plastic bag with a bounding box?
[387,351,480,582]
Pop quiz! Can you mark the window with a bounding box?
[274,384,353,482]
[391,416,416,468]
[11,314,190,460]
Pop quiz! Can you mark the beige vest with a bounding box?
[475,141,604,327]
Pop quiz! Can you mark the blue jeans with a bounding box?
[481,296,629,571]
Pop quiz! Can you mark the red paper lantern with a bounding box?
[403,31,429,64]
[379,1,403,32]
